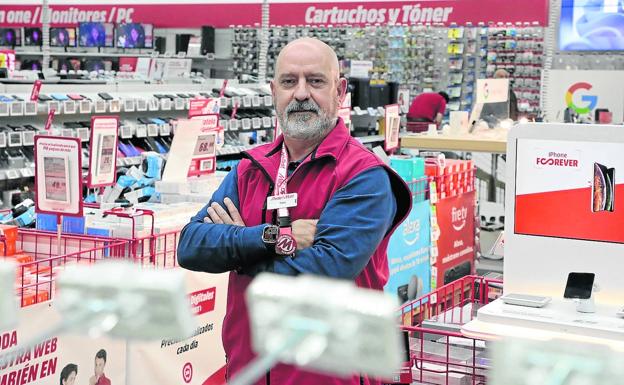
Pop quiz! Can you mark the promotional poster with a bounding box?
[515,138,624,244]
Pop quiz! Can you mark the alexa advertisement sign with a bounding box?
[0,0,547,28]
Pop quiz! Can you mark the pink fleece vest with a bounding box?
[223,119,411,385]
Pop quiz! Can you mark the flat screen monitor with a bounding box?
[560,0,624,51]
[116,23,153,48]
[24,28,42,46]
[0,28,21,47]
[78,22,114,47]
[50,28,76,47]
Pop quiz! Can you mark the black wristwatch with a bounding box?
[262,225,279,245]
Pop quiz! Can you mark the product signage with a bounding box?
[545,70,624,123]
[384,104,400,152]
[515,138,624,244]
[34,136,83,217]
[385,200,431,304]
[188,98,220,118]
[87,116,119,188]
[434,191,475,287]
[0,0,547,28]
[161,119,216,182]
[29,80,41,102]
[476,78,509,104]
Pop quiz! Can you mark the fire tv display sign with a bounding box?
[515,138,624,243]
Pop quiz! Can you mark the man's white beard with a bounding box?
[277,99,335,141]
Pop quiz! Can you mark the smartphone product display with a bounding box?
[98,93,114,101]
[501,293,552,308]
[563,272,595,300]
[43,155,70,204]
[592,162,615,212]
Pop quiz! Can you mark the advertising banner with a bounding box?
[0,270,228,385]
[0,0,547,28]
[434,191,475,286]
[515,138,624,244]
[385,200,431,304]
[545,70,624,123]
[88,116,119,188]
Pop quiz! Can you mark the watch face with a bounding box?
[262,226,279,243]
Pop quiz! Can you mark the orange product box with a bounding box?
[0,224,17,256]
[21,289,50,306]
[7,253,33,264]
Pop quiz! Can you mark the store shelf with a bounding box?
[401,133,507,153]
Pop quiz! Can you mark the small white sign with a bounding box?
[136,98,148,111]
[147,124,159,137]
[79,100,92,114]
[350,60,373,78]
[9,102,24,116]
[95,100,107,113]
[124,99,136,112]
[24,102,37,116]
[267,193,298,210]
[136,124,148,138]
[63,101,76,114]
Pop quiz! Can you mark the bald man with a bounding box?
[480,68,519,124]
[178,38,411,385]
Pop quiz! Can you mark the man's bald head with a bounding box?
[494,69,510,79]
[275,37,340,79]
[271,37,347,142]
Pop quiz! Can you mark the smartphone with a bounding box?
[176,93,190,98]
[67,94,84,101]
[11,95,24,101]
[137,117,152,125]
[564,272,595,300]
[501,293,552,308]
[98,93,114,101]
[0,95,14,102]
[38,94,53,102]
[51,94,69,101]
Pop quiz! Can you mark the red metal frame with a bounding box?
[395,275,503,385]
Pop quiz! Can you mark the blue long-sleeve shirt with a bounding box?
[177,163,397,278]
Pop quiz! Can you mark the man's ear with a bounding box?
[270,80,275,99]
[337,78,347,105]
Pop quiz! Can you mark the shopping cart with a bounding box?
[393,275,503,385]
[4,229,130,307]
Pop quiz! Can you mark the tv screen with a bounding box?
[560,0,624,51]
[24,28,42,46]
[0,28,21,47]
[78,22,114,47]
[50,28,76,47]
[116,23,153,48]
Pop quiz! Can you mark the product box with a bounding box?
[0,224,18,256]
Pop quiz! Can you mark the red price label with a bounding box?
[219,79,228,98]
[30,80,42,102]
[44,109,55,131]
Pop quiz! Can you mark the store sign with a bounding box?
[0,0,547,28]
[87,116,119,188]
[545,70,624,123]
[384,104,400,152]
[34,136,83,217]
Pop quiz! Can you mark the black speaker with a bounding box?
[201,26,215,55]
[175,34,192,53]
[348,78,371,109]
[154,36,166,54]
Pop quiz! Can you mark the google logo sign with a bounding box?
[566,82,598,114]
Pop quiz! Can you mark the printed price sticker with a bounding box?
[10,102,24,116]
[124,99,135,112]
[63,101,76,114]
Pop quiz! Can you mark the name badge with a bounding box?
[267,193,298,210]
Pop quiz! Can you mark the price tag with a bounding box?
[6,170,19,179]
[159,124,171,136]
[24,102,37,116]
[252,95,261,107]
[136,98,148,111]
[262,116,272,128]
[174,98,185,110]
[62,129,74,138]
[63,101,76,114]
[147,124,159,137]
[149,98,160,111]
[47,101,59,114]
[9,102,24,116]
[0,103,8,116]
[109,100,121,113]
[21,168,34,178]
[121,125,133,139]
[263,95,273,107]
[79,100,92,114]
[241,118,252,131]
[199,158,214,171]
[220,120,229,131]
[116,158,125,167]
[229,119,240,131]
[220,97,230,108]
[0,133,7,148]
[232,96,241,109]
[136,124,147,138]
[252,117,262,129]
[242,96,251,108]
[161,98,172,110]
[22,131,35,146]
[77,127,90,142]
[94,100,107,113]
[124,99,135,112]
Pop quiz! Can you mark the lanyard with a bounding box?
[274,143,290,219]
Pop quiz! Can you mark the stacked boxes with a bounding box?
[426,159,475,200]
